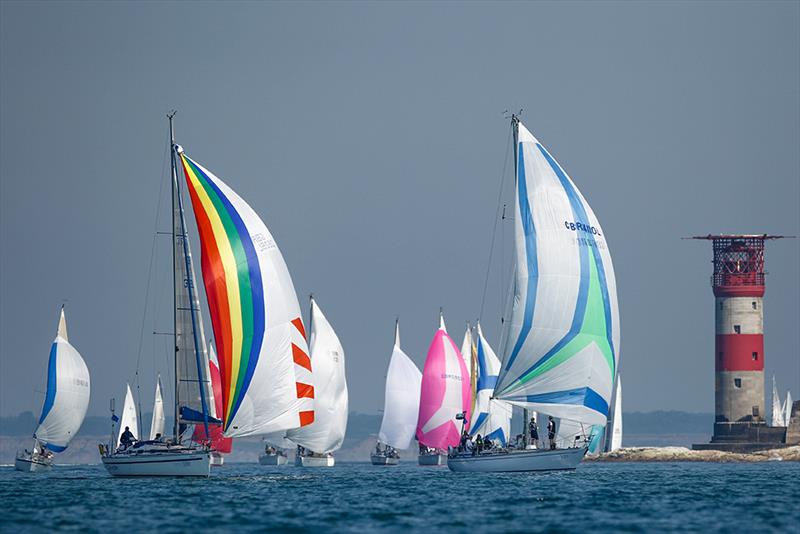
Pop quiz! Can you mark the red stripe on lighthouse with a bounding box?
[715,334,764,372]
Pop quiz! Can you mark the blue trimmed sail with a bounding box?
[34,308,91,452]
[469,324,511,444]
[495,120,620,426]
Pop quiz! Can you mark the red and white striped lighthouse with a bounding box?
[692,235,786,431]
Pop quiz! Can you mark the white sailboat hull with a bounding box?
[295,455,334,467]
[210,451,224,467]
[259,453,288,466]
[447,446,587,473]
[101,450,211,477]
[418,453,447,466]
[14,453,53,472]
[370,453,399,465]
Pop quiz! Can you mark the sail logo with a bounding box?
[564,221,601,236]
[440,373,463,381]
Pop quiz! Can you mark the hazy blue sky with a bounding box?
[1,1,798,419]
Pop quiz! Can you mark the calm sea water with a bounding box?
[2,461,798,532]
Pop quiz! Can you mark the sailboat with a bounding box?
[192,345,233,466]
[259,434,291,465]
[417,313,471,466]
[287,297,349,467]
[100,114,314,476]
[448,116,620,473]
[372,320,422,465]
[468,323,512,445]
[15,307,90,472]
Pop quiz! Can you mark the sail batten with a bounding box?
[495,120,620,426]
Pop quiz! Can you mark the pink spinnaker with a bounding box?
[416,326,471,449]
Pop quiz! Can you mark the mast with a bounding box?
[169,113,212,442]
[169,111,179,441]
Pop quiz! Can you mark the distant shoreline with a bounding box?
[588,446,800,463]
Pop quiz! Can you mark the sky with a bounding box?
[1,1,798,419]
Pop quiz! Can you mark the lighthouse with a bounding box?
[690,234,792,451]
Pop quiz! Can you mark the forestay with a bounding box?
[179,152,314,437]
[34,308,90,453]
[378,321,422,449]
[469,324,511,445]
[287,299,348,454]
[416,315,471,449]
[496,120,620,426]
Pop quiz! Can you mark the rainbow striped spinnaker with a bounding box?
[179,151,314,438]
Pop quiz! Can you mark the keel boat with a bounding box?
[15,307,90,472]
[447,116,620,473]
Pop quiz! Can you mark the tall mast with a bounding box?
[168,111,179,441]
[510,114,528,445]
[169,113,212,442]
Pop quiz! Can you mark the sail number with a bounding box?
[564,221,602,236]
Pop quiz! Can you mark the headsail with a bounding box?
[116,384,139,448]
[495,120,620,426]
[34,308,90,452]
[378,320,422,449]
[287,298,348,454]
[784,391,793,427]
[605,377,622,451]
[179,151,314,437]
[149,376,165,440]
[460,324,476,420]
[469,324,511,445]
[416,314,471,449]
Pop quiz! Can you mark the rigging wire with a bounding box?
[478,121,513,322]
[133,131,171,436]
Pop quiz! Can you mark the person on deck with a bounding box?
[459,429,470,452]
[529,416,539,448]
[375,442,382,455]
[547,416,556,450]
[119,426,136,450]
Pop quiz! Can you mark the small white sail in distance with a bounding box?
[771,376,785,427]
[149,376,165,440]
[610,377,622,451]
[286,298,348,454]
[784,391,793,427]
[34,307,91,452]
[378,320,423,449]
[116,384,139,448]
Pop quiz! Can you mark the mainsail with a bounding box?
[287,298,348,454]
[784,391,794,427]
[117,384,139,448]
[149,376,165,440]
[179,151,314,437]
[604,377,623,452]
[34,308,90,452]
[172,165,216,427]
[416,314,471,449]
[459,324,477,421]
[469,324,512,445]
[495,119,620,427]
[378,321,422,449]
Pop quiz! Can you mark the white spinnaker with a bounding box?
[495,121,620,426]
[149,377,165,440]
[34,309,90,452]
[469,325,511,444]
[172,172,216,424]
[610,378,622,451]
[378,322,422,449]
[771,377,785,427]
[286,299,348,454]
[181,154,312,438]
[784,391,794,427]
[117,384,139,447]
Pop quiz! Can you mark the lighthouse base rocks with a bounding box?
[693,401,800,453]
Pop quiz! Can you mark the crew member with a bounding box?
[547,416,557,450]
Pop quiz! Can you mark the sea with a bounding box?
[2,461,798,533]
